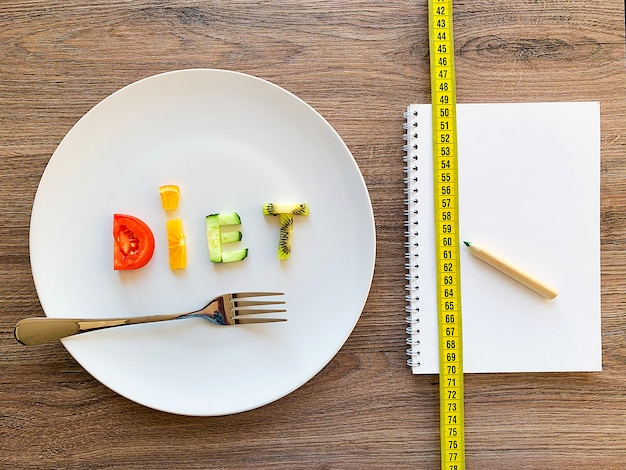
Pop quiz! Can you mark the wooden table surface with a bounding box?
[1,1,625,468]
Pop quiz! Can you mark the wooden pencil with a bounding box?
[463,241,558,300]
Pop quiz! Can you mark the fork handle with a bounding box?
[14,314,182,346]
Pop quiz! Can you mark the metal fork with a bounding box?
[14,292,286,346]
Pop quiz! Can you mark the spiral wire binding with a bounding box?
[404,108,421,368]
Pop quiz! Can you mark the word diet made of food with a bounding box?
[112,184,309,271]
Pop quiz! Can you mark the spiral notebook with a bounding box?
[403,102,602,374]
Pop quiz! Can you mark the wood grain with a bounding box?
[1,1,625,468]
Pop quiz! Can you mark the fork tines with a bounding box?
[230,292,287,324]
[232,291,285,298]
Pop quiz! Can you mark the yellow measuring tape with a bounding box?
[428,1,465,469]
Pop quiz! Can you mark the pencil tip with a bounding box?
[463,241,471,247]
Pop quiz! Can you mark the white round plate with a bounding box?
[29,69,375,416]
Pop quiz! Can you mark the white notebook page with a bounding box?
[406,102,601,374]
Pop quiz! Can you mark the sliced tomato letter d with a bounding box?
[113,214,155,270]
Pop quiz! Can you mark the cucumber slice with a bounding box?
[221,248,248,263]
[220,230,242,244]
[206,212,246,263]
[217,212,241,225]
[206,214,222,263]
